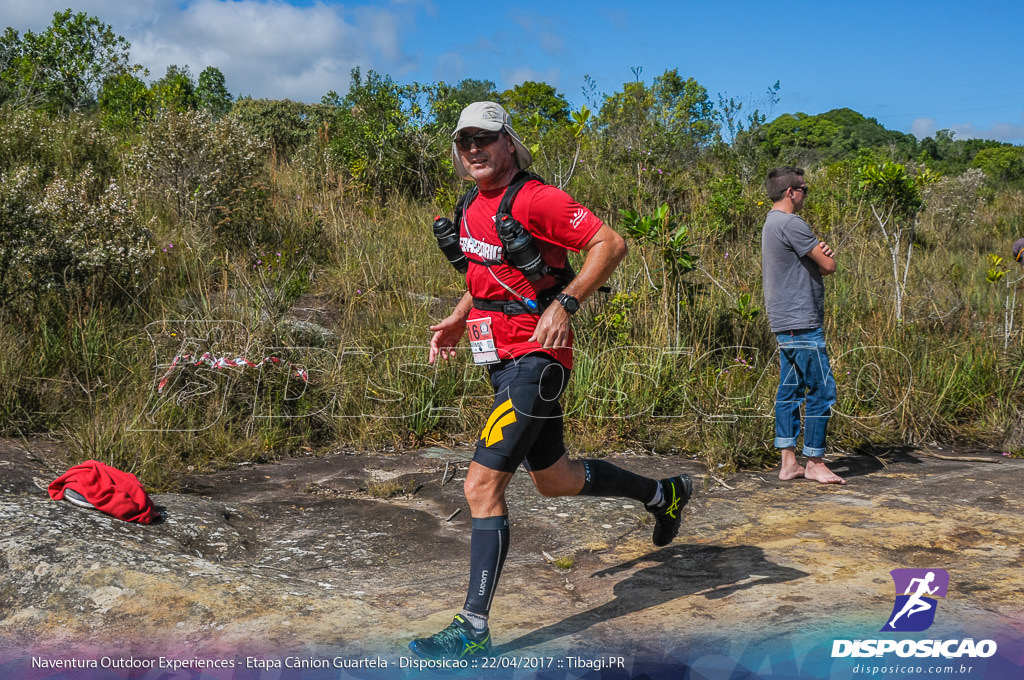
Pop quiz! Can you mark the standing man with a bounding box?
[410,101,693,660]
[762,166,845,485]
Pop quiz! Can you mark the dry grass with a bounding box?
[2,109,1022,488]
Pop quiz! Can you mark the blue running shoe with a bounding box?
[409,614,491,660]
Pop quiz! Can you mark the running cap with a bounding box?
[451,101,532,181]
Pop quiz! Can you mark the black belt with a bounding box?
[472,285,574,316]
[472,297,540,315]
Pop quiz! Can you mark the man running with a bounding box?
[409,101,693,659]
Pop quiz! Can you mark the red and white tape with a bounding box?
[157,352,309,393]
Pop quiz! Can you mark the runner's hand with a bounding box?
[530,304,571,350]
[429,315,467,364]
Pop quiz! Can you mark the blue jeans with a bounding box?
[774,328,836,457]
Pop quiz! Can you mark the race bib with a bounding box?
[467,317,500,365]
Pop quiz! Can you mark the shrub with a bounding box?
[231,98,333,160]
[0,164,153,311]
[125,109,268,238]
[0,106,120,181]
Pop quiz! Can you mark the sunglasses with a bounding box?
[792,185,809,195]
[455,130,502,151]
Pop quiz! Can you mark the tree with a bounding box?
[0,27,24,106]
[918,132,1003,176]
[651,69,718,160]
[858,159,937,323]
[98,72,153,131]
[125,109,268,233]
[498,81,570,133]
[762,108,916,162]
[595,69,720,202]
[599,69,719,164]
[0,165,153,311]
[970,146,1024,186]
[196,66,232,117]
[763,113,842,156]
[330,68,431,203]
[232,98,334,159]
[599,79,657,152]
[150,64,197,113]
[450,78,497,110]
[1,10,141,113]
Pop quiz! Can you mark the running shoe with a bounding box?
[408,614,491,660]
[647,474,692,547]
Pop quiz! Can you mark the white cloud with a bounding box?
[950,120,1024,144]
[0,1,157,31]
[501,67,562,90]
[913,115,1024,144]
[138,0,420,101]
[433,52,465,83]
[1,0,423,103]
[2,1,573,100]
[911,117,937,139]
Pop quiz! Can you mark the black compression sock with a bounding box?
[463,516,510,619]
[578,459,659,504]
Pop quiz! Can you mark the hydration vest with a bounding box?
[435,170,576,285]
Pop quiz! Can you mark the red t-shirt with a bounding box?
[460,180,603,369]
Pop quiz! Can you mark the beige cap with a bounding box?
[451,101,532,180]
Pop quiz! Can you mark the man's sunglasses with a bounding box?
[455,130,502,151]
[792,185,809,195]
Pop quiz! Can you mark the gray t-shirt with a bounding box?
[761,210,825,333]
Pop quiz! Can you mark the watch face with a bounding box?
[559,294,579,313]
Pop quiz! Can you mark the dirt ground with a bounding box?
[1,439,1022,677]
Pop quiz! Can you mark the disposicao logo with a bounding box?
[882,568,949,632]
[831,568,998,660]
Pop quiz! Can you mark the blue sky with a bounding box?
[4,0,1024,143]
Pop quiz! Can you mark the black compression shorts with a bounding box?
[472,352,569,473]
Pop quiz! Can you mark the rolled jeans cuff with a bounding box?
[802,446,826,458]
[774,437,798,449]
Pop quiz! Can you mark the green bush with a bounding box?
[0,164,153,311]
[125,109,268,238]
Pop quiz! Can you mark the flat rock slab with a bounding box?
[0,441,1022,668]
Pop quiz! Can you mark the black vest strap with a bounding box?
[455,170,576,288]
[497,170,544,215]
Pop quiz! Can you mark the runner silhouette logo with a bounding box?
[882,568,949,632]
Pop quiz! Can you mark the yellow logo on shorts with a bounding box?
[481,399,517,446]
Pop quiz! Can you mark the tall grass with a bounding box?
[2,108,1022,490]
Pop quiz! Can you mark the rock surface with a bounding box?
[1,440,1022,669]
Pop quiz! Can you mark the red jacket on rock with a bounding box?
[49,460,158,524]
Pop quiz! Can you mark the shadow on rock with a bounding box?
[826,446,923,480]
[496,544,808,654]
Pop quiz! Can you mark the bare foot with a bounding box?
[779,462,805,480]
[804,458,846,485]
[778,448,805,480]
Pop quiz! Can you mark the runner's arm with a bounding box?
[530,224,627,349]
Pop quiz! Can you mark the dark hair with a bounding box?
[766,166,805,202]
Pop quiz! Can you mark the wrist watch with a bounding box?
[555,293,580,315]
